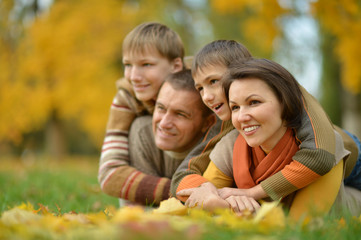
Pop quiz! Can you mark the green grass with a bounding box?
[1,156,361,239]
[0,156,118,213]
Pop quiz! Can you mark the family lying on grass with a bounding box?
[98,22,361,217]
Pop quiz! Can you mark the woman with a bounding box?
[182,58,361,214]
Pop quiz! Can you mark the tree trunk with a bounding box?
[45,111,66,160]
[342,92,361,139]
[319,32,342,126]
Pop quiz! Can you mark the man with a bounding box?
[125,69,216,205]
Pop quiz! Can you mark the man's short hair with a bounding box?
[164,69,213,117]
[122,22,184,62]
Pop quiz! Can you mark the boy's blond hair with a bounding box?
[122,22,184,63]
[192,40,252,77]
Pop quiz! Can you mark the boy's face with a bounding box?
[123,47,182,102]
[193,64,231,121]
[152,82,212,153]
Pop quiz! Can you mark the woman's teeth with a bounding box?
[244,126,259,132]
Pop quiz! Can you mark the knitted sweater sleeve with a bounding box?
[261,87,336,200]
[171,120,234,199]
[98,79,168,205]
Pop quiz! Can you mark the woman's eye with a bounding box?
[123,63,131,68]
[250,100,260,105]
[143,63,152,67]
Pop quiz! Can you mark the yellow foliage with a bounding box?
[153,197,188,216]
[210,0,289,54]
[312,0,361,94]
[0,0,167,146]
[253,201,285,231]
[1,201,360,239]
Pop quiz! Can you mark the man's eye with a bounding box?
[156,105,165,111]
[123,63,131,67]
[143,63,152,67]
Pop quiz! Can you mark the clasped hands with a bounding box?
[176,182,260,214]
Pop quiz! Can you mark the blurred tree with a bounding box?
[2,0,361,157]
[1,0,170,157]
[318,32,342,126]
[0,0,36,145]
[312,0,361,137]
[209,0,291,57]
[207,0,361,137]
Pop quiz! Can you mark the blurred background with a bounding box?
[1,0,360,160]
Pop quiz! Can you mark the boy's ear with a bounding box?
[171,57,183,73]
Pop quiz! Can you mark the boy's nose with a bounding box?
[202,89,214,102]
[130,67,142,81]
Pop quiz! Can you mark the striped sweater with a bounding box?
[171,86,343,200]
[98,78,171,205]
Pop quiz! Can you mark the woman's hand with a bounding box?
[225,195,260,214]
[218,187,248,199]
[218,185,268,200]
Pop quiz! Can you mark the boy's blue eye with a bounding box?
[231,105,239,111]
[210,79,218,84]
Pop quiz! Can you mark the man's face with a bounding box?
[123,47,182,101]
[193,64,231,121]
[152,82,209,152]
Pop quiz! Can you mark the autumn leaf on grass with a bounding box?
[111,206,146,223]
[212,208,255,230]
[1,206,41,226]
[153,197,188,216]
[253,201,285,230]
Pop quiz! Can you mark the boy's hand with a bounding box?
[177,182,220,208]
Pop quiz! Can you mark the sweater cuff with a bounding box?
[176,174,209,202]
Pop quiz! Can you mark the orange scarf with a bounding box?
[233,128,299,189]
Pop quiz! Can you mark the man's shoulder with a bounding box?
[131,116,153,134]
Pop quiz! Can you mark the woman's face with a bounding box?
[229,78,287,153]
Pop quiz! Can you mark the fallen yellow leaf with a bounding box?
[153,197,188,216]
